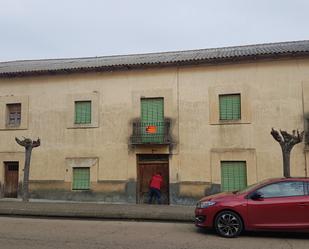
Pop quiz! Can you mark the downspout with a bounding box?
[176,66,180,181]
[301,82,308,177]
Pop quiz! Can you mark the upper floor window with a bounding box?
[140,97,164,143]
[6,103,21,127]
[74,101,91,124]
[219,94,241,121]
[141,98,164,123]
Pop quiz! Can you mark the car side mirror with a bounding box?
[250,191,264,201]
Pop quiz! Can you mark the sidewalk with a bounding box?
[0,199,195,222]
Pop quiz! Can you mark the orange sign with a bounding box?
[146,125,157,134]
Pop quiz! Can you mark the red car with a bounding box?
[195,177,309,238]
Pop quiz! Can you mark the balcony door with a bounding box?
[141,98,164,143]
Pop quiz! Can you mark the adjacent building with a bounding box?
[1,40,309,205]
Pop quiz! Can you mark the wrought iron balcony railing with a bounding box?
[130,120,171,145]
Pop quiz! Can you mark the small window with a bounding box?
[6,103,21,127]
[72,167,90,190]
[219,94,241,120]
[257,181,305,198]
[75,101,91,124]
[221,161,247,192]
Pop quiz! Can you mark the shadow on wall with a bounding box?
[304,114,309,144]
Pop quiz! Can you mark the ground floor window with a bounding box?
[72,167,90,190]
[221,161,247,192]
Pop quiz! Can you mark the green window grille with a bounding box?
[72,167,90,190]
[141,98,164,143]
[221,161,247,192]
[219,94,241,120]
[75,101,91,124]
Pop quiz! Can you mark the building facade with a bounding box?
[1,40,309,205]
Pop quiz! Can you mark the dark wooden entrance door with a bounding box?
[4,162,19,198]
[137,155,169,204]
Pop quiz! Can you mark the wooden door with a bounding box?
[138,162,169,204]
[4,162,19,198]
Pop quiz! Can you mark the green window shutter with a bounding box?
[219,94,241,120]
[141,98,164,143]
[73,168,90,190]
[141,98,164,123]
[75,101,91,124]
[221,161,247,192]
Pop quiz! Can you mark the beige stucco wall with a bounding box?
[178,58,309,186]
[0,57,309,197]
[0,68,179,187]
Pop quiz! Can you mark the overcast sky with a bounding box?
[1,0,309,62]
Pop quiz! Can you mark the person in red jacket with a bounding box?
[148,172,163,204]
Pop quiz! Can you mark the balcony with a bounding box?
[130,120,171,145]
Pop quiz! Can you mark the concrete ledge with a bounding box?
[0,200,195,222]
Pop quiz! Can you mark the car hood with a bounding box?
[199,192,237,202]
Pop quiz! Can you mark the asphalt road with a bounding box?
[0,216,308,249]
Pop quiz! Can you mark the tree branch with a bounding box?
[280,129,303,146]
[15,137,26,147]
[271,128,283,144]
[32,138,41,147]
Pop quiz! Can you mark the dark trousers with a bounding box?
[148,187,161,204]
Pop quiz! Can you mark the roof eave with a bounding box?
[1,51,309,78]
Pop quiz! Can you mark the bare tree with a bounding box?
[15,137,41,202]
[270,128,303,178]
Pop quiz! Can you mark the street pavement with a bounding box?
[0,199,195,222]
[0,216,308,249]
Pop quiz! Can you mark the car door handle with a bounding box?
[298,203,309,206]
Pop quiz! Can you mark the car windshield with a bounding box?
[236,179,270,194]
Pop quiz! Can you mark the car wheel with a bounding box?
[214,211,243,238]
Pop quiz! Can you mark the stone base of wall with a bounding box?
[0,180,221,205]
[170,182,221,205]
[28,180,137,203]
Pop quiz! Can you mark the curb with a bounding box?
[0,201,195,222]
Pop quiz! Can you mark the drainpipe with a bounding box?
[301,82,308,177]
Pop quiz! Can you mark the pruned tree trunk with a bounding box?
[270,129,303,178]
[15,137,40,202]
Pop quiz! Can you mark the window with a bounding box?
[219,94,241,120]
[75,101,91,124]
[221,161,247,192]
[72,167,90,190]
[257,181,305,198]
[6,103,21,127]
[141,98,164,143]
